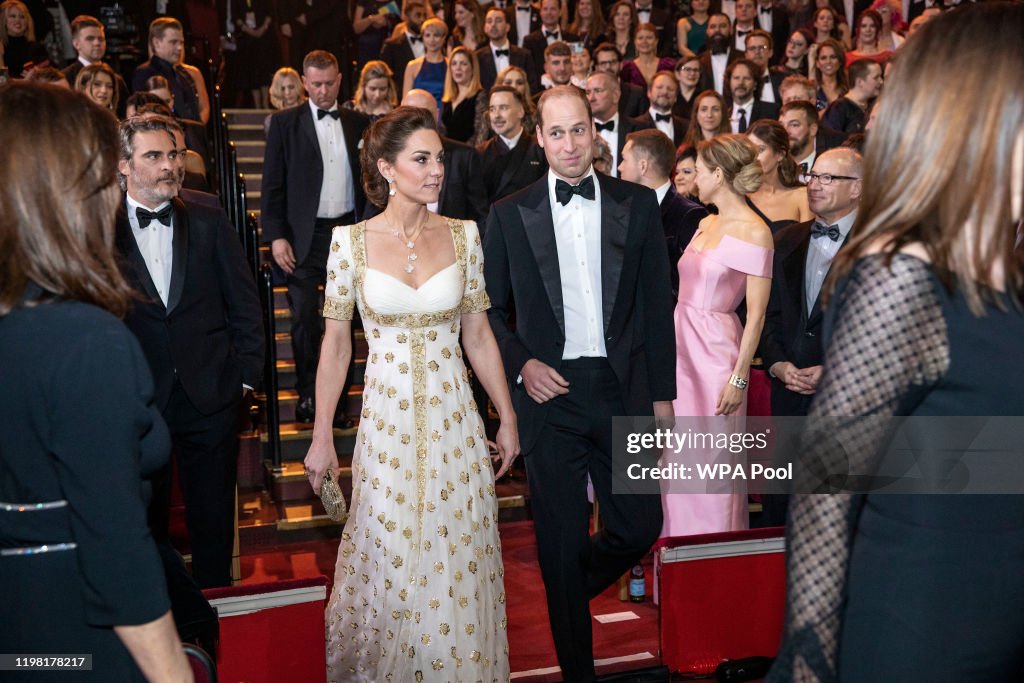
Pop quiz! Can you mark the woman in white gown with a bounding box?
[304,106,520,682]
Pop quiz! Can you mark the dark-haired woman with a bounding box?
[0,83,191,683]
[770,3,1024,680]
[304,106,519,681]
[746,119,811,232]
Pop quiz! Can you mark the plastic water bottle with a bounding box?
[629,564,645,602]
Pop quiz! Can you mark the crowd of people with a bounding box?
[2,1,1023,682]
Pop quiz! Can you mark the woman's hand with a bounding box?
[304,439,340,495]
[715,381,744,416]
[489,419,520,479]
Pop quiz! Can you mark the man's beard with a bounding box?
[708,34,731,55]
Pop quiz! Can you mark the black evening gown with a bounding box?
[769,255,1024,681]
[0,285,171,682]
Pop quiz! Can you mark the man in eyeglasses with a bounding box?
[758,147,863,524]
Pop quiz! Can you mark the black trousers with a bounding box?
[149,379,241,588]
[523,358,663,683]
[287,214,353,402]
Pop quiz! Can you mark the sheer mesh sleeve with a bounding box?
[323,225,355,321]
[460,220,491,314]
[768,254,950,682]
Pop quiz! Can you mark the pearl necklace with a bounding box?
[385,212,428,273]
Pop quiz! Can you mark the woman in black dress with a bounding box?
[0,84,191,682]
[770,4,1024,680]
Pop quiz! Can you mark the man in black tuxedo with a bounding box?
[261,50,369,424]
[63,15,128,117]
[477,7,540,91]
[618,128,708,296]
[507,0,541,46]
[115,116,263,588]
[476,85,548,203]
[593,42,650,118]
[697,13,741,93]
[587,71,653,177]
[380,0,428,95]
[631,70,688,145]
[759,147,861,525]
[523,0,579,67]
[484,86,674,683]
[725,58,779,133]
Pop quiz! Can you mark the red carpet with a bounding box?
[238,520,661,680]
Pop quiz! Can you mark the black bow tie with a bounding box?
[317,108,340,120]
[494,48,510,57]
[136,204,173,228]
[811,221,841,241]
[595,119,615,132]
[555,175,596,205]
[544,29,558,39]
[409,34,422,43]
[654,112,671,122]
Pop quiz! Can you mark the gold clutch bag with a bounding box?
[320,469,348,522]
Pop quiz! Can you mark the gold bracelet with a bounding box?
[729,374,749,390]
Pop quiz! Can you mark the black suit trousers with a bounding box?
[523,359,663,683]
[149,378,241,588]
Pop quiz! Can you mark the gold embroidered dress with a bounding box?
[322,218,509,682]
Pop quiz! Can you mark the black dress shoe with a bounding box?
[294,396,315,423]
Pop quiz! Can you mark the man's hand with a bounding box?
[271,238,296,273]
[520,359,570,403]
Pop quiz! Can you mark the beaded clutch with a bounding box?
[320,469,348,522]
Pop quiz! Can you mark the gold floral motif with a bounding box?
[323,296,354,321]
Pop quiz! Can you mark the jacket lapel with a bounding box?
[115,202,163,307]
[166,197,189,314]
[598,175,629,332]
[519,180,565,334]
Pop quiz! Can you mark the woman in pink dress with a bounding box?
[662,134,774,537]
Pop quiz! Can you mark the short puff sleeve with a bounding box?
[323,224,356,321]
[461,220,490,313]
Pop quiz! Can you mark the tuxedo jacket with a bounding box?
[380,33,417,94]
[476,133,548,204]
[660,187,708,296]
[115,197,264,415]
[483,173,677,451]
[759,219,849,416]
[522,28,580,70]
[260,103,368,262]
[619,81,651,119]
[476,44,540,92]
[506,4,542,46]
[365,136,490,224]
[631,111,689,145]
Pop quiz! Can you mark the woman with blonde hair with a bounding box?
[683,89,730,147]
[402,16,448,104]
[347,60,397,121]
[0,81,193,683]
[0,0,37,77]
[441,45,482,142]
[268,67,306,110]
[75,62,119,113]
[661,133,773,537]
[771,4,1024,680]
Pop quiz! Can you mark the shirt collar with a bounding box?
[654,181,671,204]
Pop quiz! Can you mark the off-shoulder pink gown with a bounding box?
[661,232,773,537]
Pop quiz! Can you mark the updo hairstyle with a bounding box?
[697,133,763,195]
[360,106,439,207]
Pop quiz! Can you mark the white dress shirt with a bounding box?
[310,100,355,219]
[547,168,607,359]
[491,40,512,73]
[805,209,856,312]
[596,113,621,176]
[730,100,754,133]
[711,52,729,94]
[127,193,174,306]
[650,107,674,140]
[408,31,425,59]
